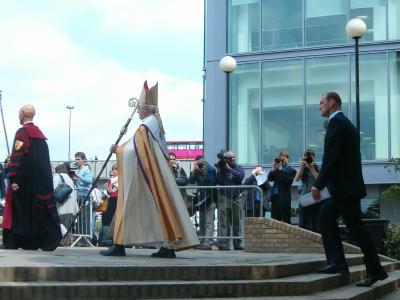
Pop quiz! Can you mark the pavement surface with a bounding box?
[0,247,347,267]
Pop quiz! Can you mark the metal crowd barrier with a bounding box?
[179,185,265,250]
[69,196,95,247]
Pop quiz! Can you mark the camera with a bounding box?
[273,157,282,164]
[215,150,229,170]
[302,151,313,164]
[64,161,78,177]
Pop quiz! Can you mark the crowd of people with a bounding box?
[0,89,388,287]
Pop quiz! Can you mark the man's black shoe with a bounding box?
[41,239,61,251]
[99,244,126,256]
[151,247,176,258]
[356,268,388,287]
[318,263,349,275]
[234,246,244,250]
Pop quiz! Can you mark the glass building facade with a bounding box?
[226,0,400,165]
[205,0,400,221]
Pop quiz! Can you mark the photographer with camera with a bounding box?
[267,151,296,224]
[188,155,217,250]
[168,152,188,187]
[295,149,320,232]
[215,150,245,250]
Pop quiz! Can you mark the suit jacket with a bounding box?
[268,165,296,207]
[243,174,270,211]
[314,112,366,201]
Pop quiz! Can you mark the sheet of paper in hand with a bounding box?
[255,172,268,186]
[299,187,331,207]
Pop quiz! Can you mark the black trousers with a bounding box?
[271,201,291,224]
[319,197,382,275]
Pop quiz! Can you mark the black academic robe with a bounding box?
[4,123,61,250]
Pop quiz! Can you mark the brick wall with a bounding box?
[245,217,362,254]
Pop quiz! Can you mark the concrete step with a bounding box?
[0,262,397,299]
[378,287,400,300]
[0,255,367,282]
[150,270,400,300]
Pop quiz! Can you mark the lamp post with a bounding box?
[219,55,237,150]
[66,105,74,160]
[346,18,367,132]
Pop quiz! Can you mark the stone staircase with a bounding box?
[0,252,398,299]
[0,216,399,299]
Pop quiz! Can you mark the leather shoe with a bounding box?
[194,244,212,250]
[151,247,176,258]
[100,244,126,256]
[356,268,388,287]
[318,263,349,275]
[41,241,59,251]
[234,246,244,250]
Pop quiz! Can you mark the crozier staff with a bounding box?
[100,81,199,258]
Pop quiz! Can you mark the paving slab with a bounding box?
[0,247,353,267]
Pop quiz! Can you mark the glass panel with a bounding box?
[261,0,302,50]
[389,0,400,40]
[351,53,388,160]
[230,63,260,164]
[305,56,349,162]
[389,52,400,158]
[305,0,348,46]
[262,60,303,164]
[350,0,386,42]
[228,0,260,53]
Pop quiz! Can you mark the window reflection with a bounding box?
[229,0,399,52]
[262,0,302,50]
[230,63,261,164]
[351,53,388,160]
[389,52,400,158]
[305,56,349,162]
[305,0,348,46]
[229,52,398,164]
[262,60,303,164]
[361,198,380,219]
[388,0,400,39]
[350,0,386,42]
[228,0,260,53]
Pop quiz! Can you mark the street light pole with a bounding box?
[219,55,237,150]
[354,36,360,131]
[66,106,75,160]
[346,18,367,133]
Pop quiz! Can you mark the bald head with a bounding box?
[19,104,36,125]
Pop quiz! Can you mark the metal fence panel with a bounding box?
[179,185,264,250]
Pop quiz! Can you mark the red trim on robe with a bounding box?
[23,123,47,139]
[3,186,13,229]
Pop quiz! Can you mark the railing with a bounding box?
[64,185,265,249]
[69,195,95,247]
[179,185,265,250]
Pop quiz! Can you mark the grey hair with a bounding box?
[139,104,156,114]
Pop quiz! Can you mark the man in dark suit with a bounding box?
[268,151,296,224]
[311,92,388,287]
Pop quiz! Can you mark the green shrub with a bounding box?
[381,158,400,202]
[383,223,400,260]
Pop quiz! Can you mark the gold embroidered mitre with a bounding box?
[139,80,158,107]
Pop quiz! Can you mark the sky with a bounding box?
[0,0,204,162]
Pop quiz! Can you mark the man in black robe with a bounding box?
[3,104,61,250]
